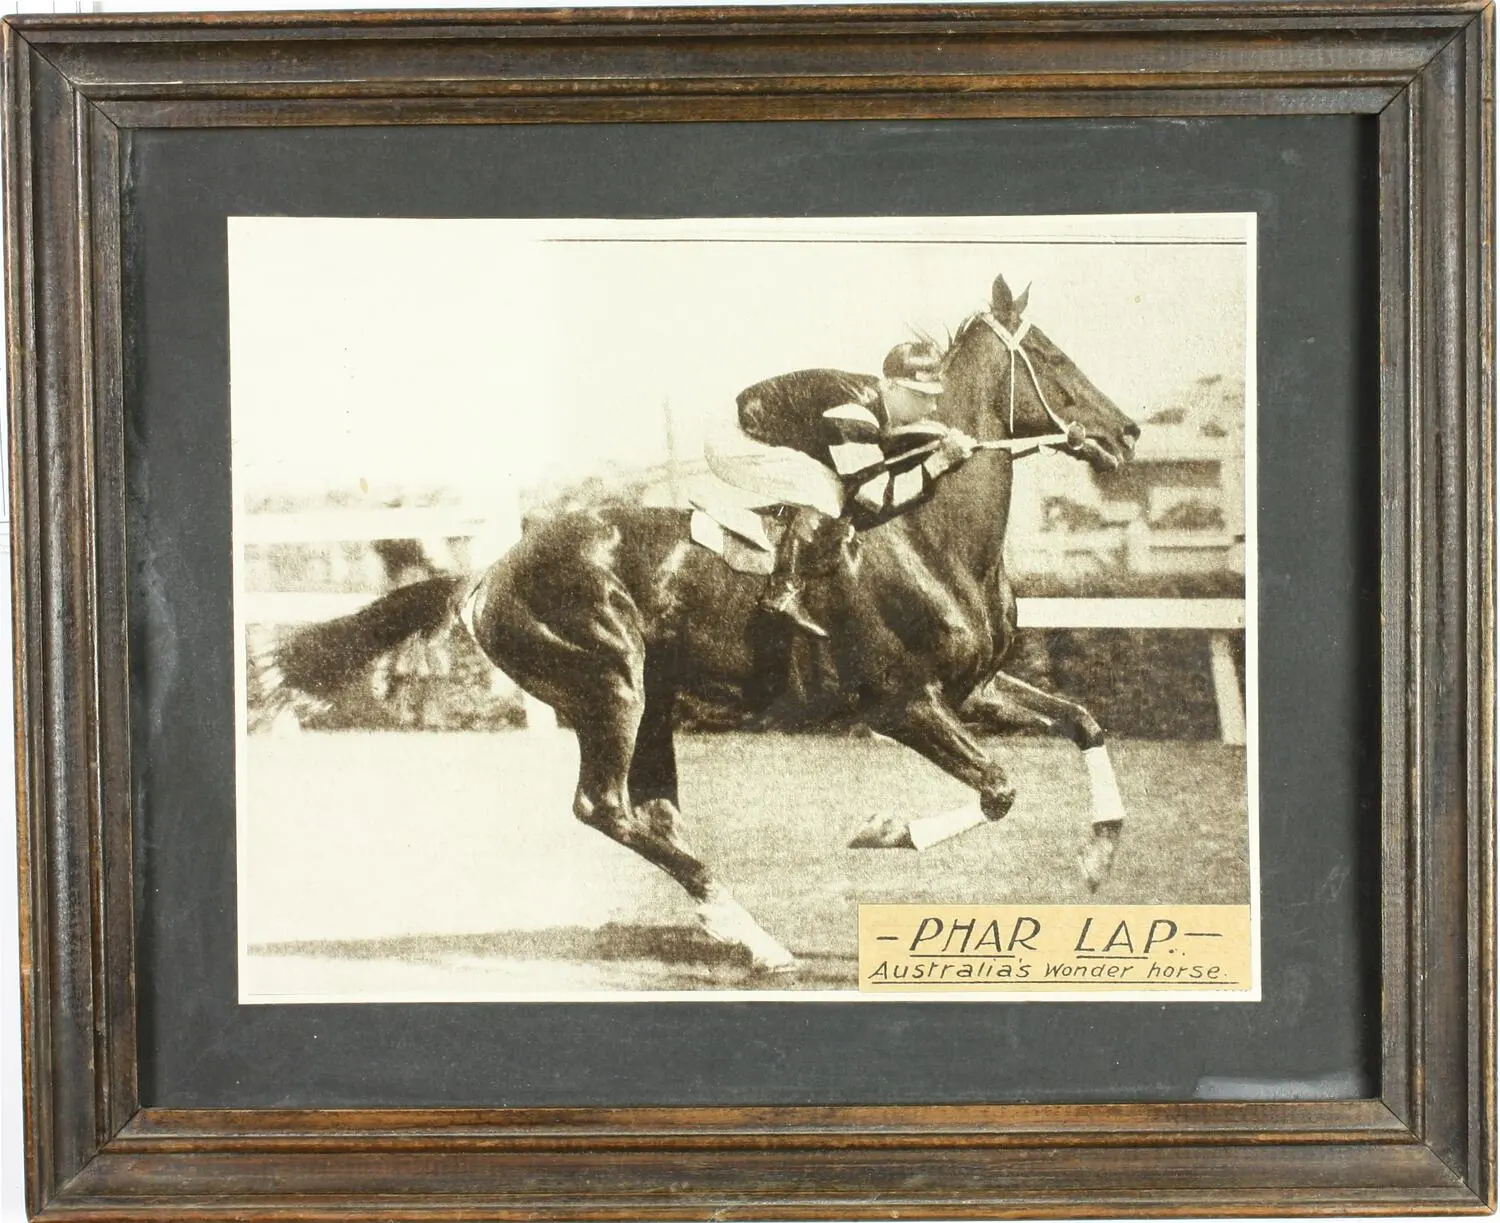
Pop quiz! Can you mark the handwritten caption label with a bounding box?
[858,904,1252,994]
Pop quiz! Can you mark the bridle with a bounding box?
[967,309,1083,457]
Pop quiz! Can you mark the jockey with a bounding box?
[709,338,978,638]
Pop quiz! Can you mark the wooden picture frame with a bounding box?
[4,3,1493,1217]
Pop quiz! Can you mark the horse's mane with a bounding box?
[928,309,989,376]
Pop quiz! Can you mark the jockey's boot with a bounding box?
[761,529,829,639]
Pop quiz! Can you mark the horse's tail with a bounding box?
[262,573,468,702]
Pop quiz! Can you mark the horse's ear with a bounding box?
[1013,283,1031,318]
[991,273,1014,316]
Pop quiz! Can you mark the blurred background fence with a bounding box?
[243,375,1247,742]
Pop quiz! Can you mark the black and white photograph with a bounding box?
[232,214,1258,1002]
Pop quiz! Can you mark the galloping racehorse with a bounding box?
[265,274,1139,973]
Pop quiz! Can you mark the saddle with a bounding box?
[687,498,782,576]
[687,486,851,579]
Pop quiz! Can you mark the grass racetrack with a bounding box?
[240,730,1250,999]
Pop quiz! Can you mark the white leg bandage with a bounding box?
[1082,745,1127,826]
[906,801,987,851]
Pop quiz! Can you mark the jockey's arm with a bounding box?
[824,410,978,527]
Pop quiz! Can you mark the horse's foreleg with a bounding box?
[870,680,1017,822]
[980,670,1125,892]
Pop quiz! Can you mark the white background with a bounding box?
[0,2,1493,1222]
[230,215,1247,494]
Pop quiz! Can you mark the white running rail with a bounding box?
[241,512,1248,744]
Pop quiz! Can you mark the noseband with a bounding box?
[973,309,1080,454]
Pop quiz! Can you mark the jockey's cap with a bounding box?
[882,340,944,396]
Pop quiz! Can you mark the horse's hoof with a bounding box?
[1079,821,1123,892]
[981,787,1016,822]
[747,947,799,976]
[848,814,914,849]
[696,889,796,974]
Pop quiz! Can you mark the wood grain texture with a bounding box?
[3,3,1493,1218]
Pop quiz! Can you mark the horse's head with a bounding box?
[950,273,1139,473]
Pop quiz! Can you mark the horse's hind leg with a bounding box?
[476,569,711,898]
[626,660,796,973]
[476,540,793,973]
[566,670,716,903]
[977,670,1126,891]
[627,656,681,810]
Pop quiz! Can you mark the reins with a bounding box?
[973,432,1077,456]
